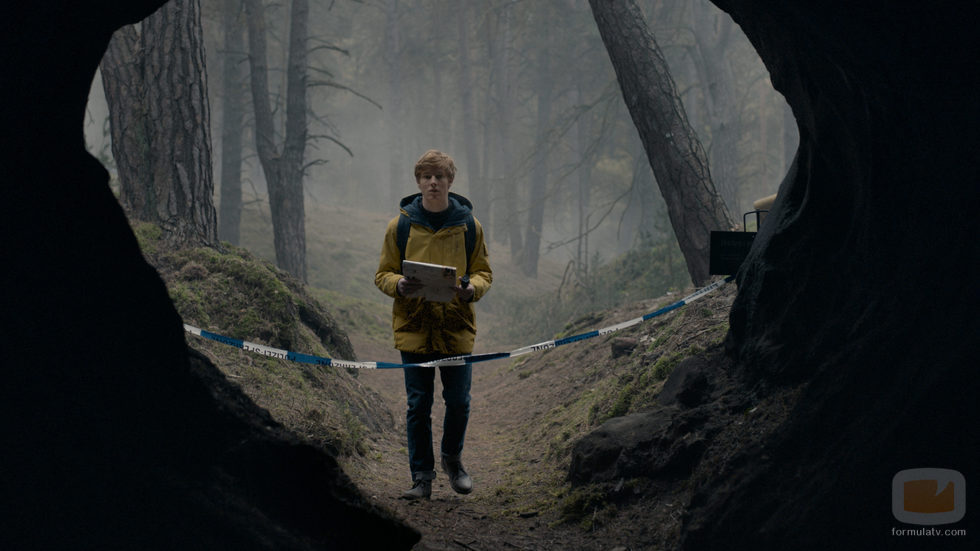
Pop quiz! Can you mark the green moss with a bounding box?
[649,326,675,350]
[651,351,683,381]
[338,403,367,456]
[163,245,313,351]
[558,485,607,529]
[608,383,634,419]
[132,222,163,255]
[168,282,209,326]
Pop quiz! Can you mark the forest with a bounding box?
[85,0,792,292]
[3,0,976,550]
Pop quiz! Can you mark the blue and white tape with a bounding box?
[184,275,733,369]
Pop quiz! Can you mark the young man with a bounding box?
[375,150,493,500]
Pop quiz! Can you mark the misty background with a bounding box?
[83,0,796,349]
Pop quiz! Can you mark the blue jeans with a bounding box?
[401,351,472,481]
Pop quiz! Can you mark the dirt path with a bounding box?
[334,281,742,550]
[342,329,655,551]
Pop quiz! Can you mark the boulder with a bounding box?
[569,406,714,484]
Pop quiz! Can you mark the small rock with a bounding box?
[658,356,713,408]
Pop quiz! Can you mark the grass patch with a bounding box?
[557,485,609,530]
[651,351,684,381]
[132,221,163,255]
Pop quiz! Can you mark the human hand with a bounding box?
[397,277,424,297]
[454,282,475,302]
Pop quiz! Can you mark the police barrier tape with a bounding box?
[184,275,734,369]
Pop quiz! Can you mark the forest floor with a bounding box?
[344,362,599,551]
[340,281,739,551]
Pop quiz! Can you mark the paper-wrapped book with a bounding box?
[401,260,457,302]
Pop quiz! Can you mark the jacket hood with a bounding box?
[399,192,473,228]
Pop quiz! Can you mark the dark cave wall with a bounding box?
[722,0,978,387]
[0,3,417,548]
[683,1,979,549]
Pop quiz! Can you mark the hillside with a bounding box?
[134,221,396,458]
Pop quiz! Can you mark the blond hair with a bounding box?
[414,150,457,182]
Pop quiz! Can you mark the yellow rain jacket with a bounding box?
[375,193,493,355]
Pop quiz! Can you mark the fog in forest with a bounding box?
[85,0,795,288]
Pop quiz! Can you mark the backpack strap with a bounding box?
[463,214,476,276]
[396,213,411,268]
[396,212,476,275]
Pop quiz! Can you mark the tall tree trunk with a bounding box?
[457,2,485,217]
[630,134,661,240]
[589,0,734,285]
[277,0,310,281]
[102,0,217,248]
[690,0,739,213]
[244,0,309,282]
[141,0,216,246]
[523,36,554,278]
[491,5,522,259]
[102,26,153,220]
[431,62,443,147]
[483,7,503,242]
[384,0,404,207]
[619,144,645,251]
[574,84,593,280]
[218,0,246,245]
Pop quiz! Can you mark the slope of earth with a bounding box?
[134,221,398,459]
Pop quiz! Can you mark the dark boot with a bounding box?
[441,456,472,495]
[400,479,431,500]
